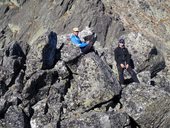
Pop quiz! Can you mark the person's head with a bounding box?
[118,39,125,48]
[73,27,79,36]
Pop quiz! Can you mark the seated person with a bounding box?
[70,27,96,54]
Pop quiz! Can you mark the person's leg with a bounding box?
[81,42,94,54]
[127,66,140,83]
[117,65,124,84]
[81,33,97,54]
[84,33,97,44]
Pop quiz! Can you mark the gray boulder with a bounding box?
[30,85,62,128]
[61,111,131,128]
[120,84,170,128]
[22,70,57,101]
[5,106,25,128]
[64,52,121,115]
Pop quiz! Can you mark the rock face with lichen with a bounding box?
[0,0,170,128]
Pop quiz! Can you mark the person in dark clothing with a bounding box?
[114,39,140,85]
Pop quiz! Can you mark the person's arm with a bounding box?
[70,35,88,47]
[114,48,121,64]
[125,48,131,65]
[79,42,88,47]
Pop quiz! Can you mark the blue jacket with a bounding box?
[70,34,88,48]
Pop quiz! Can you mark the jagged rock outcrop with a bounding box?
[0,0,170,128]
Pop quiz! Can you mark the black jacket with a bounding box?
[114,46,131,65]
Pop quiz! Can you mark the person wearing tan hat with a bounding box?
[70,27,96,54]
[72,27,79,32]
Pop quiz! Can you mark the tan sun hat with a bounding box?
[73,27,79,32]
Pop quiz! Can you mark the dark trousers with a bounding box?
[117,65,139,84]
[81,41,95,54]
[81,34,97,54]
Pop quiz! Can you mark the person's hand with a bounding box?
[120,64,125,68]
[86,40,90,44]
[126,64,129,69]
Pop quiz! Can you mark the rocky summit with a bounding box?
[0,0,170,128]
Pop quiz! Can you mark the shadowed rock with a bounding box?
[0,81,7,97]
[1,41,25,86]
[0,99,10,119]
[136,46,165,78]
[25,31,57,78]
